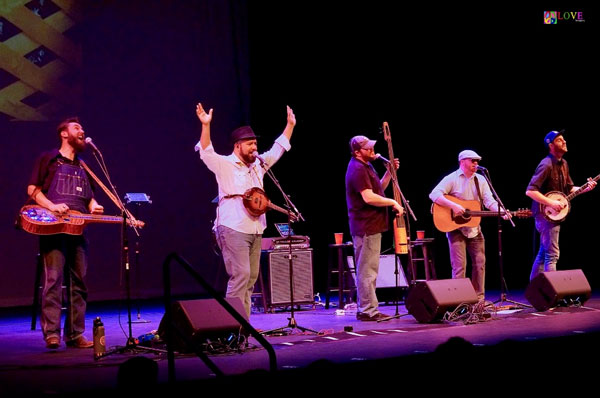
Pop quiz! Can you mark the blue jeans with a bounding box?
[40,234,88,342]
[352,233,382,316]
[530,216,560,280]
[447,230,486,300]
[215,225,262,317]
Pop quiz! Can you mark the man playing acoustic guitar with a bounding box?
[27,117,104,349]
[195,102,296,317]
[429,150,501,301]
[525,130,596,280]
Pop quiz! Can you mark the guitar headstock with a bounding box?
[514,208,532,218]
[127,219,145,229]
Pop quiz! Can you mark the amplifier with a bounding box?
[259,249,314,308]
[261,235,310,250]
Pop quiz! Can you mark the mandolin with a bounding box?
[19,205,144,236]
[242,187,298,221]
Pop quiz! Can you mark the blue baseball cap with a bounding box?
[544,130,563,147]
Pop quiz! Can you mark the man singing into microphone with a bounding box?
[26,117,104,349]
[345,135,403,321]
[429,149,499,300]
[194,103,296,317]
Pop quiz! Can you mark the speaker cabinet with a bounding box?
[405,278,478,323]
[261,249,313,307]
[525,269,591,311]
[159,297,247,351]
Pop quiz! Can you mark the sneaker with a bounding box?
[46,336,60,349]
[66,336,94,348]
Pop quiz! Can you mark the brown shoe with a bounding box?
[356,312,391,321]
[46,336,60,349]
[66,336,94,348]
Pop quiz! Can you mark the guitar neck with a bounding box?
[268,202,292,216]
[467,210,509,217]
[67,213,124,224]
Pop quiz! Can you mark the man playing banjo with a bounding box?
[195,102,296,317]
[525,130,596,280]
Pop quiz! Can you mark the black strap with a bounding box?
[473,175,484,209]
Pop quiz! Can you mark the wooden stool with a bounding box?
[325,243,356,309]
[410,238,436,281]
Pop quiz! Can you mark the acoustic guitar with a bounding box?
[432,195,532,232]
[19,205,144,236]
[541,173,599,222]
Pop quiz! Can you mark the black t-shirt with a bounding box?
[345,157,388,237]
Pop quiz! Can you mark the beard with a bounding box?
[239,150,256,164]
[67,135,86,152]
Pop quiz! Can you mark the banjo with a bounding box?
[541,173,600,222]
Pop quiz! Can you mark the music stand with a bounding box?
[477,168,531,310]
[87,147,165,360]
[125,193,152,324]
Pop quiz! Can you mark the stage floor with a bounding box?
[2,290,600,396]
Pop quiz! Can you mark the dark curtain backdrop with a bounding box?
[2,2,598,307]
[1,0,250,306]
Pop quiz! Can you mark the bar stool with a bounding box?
[410,238,436,281]
[325,243,356,309]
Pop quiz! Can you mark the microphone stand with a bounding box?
[257,159,318,336]
[477,168,530,310]
[374,154,416,322]
[87,145,166,359]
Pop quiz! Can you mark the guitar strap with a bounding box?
[80,160,138,222]
[473,175,484,209]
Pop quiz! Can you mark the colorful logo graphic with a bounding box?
[544,11,585,24]
[543,11,557,24]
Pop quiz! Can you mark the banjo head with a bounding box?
[543,191,570,222]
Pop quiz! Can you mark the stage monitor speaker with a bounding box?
[525,269,591,312]
[158,297,247,352]
[264,249,313,306]
[405,278,478,323]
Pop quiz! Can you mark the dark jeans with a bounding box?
[40,234,88,342]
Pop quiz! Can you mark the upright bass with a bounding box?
[382,122,409,254]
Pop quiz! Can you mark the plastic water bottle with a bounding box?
[93,317,106,359]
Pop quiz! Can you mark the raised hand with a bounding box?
[196,103,213,125]
[286,105,296,127]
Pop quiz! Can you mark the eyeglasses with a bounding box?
[469,158,480,163]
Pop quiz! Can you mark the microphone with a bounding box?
[252,151,266,165]
[84,137,100,153]
[476,165,487,171]
[374,153,391,164]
